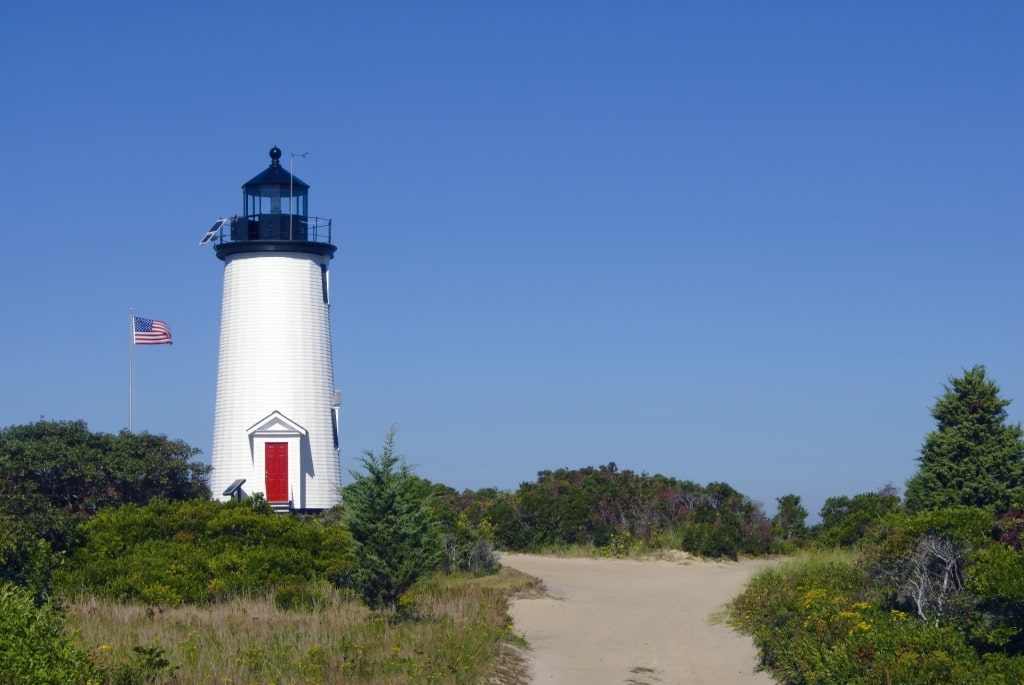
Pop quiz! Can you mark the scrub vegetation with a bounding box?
[2,364,1023,682]
[730,366,1024,683]
[63,570,536,685]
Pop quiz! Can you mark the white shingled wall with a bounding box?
[211,251,340,510]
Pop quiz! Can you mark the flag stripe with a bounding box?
[133,316,173,345]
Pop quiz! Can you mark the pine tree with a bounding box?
[772,494,808,544]
[905,366,1024,514]
[342,429,442,611]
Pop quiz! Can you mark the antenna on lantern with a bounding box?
[289,152,308,240]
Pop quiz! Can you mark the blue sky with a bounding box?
[2,2,1021,520]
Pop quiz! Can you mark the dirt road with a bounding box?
[501,554,778,685]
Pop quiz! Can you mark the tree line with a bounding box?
[4,365,1023,598]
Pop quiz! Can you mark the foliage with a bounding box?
[730,548,1024,684]
[342,430,444,611]
[773,493,809,550]
[100,645,179,685]
[812,486,901,547]
[905,366,1024,514]
[670,480,772,558]
[0,583,95,685]
[430,487,500,575]
[597,531,643,558]
[0,420,211,599]
[0,420,210,514]
[0,506,70,603]
[469,489,533,550]
[992,503,1024,549]
[733,504,1024,684]
[862,506,1024,654]
[452,463,772,559]
[57,497,354,605]
[887,533,969,626]
[968,543,1024,650]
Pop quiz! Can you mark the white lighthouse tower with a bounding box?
[207,146,341,512]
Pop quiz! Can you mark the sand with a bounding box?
[501,554,779,685]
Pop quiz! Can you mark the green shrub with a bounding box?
[811,488,901,548]
[58,498,354,604]
[859,507,1024,649]
[730,548,1024,684]
[102,645,179,685]
[673,520,749,559]
[597,531,643,558]
[0,583,94,684]
[273,580,330,612]
[969,543,1024,651]
[440,514,499,574]
[456,465,772,556]
[0,516,60,602]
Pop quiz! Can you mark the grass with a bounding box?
[771,546,859,573]
[522,542,600,557]
[65,569,541,685]
[524,536,664,560]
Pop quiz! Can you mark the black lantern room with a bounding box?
[215,146,334,259]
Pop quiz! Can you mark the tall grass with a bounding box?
[771,546,859,573]
[66,570,539,684]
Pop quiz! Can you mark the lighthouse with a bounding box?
[207,146,341,512]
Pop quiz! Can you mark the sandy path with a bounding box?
[501,554,778,685]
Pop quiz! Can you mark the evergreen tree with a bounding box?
[342,430,442,611]
[772,494,808,544]
[905,366,1024,514]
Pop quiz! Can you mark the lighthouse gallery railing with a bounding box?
[213,216,333,246]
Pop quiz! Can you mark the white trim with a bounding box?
[247,411,306,505]
[247,410,307,437]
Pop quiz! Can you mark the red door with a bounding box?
[265,442,288,502]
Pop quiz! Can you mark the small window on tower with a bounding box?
[321,265,329,305]
[331,407,339,449]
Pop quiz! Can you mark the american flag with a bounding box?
[133,316,173,345]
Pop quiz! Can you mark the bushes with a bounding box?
[440,515,499,575]
[0,584,177,684]
[0,420,210,515]
[0,420,211,600]
[730,527,1024,684]
[58,497,354,605]
[426,486,500,575]
[861,508,993,629]
[0,513,64,602]
[812,488,901,548]
[858,506,1024,650]
[0,583,93,685]
[452,464,773,558]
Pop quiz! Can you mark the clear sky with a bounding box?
[2,2,1021,521]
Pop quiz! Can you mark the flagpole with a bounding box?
[129,308,134,433]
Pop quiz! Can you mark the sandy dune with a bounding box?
[501,554,779,685]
